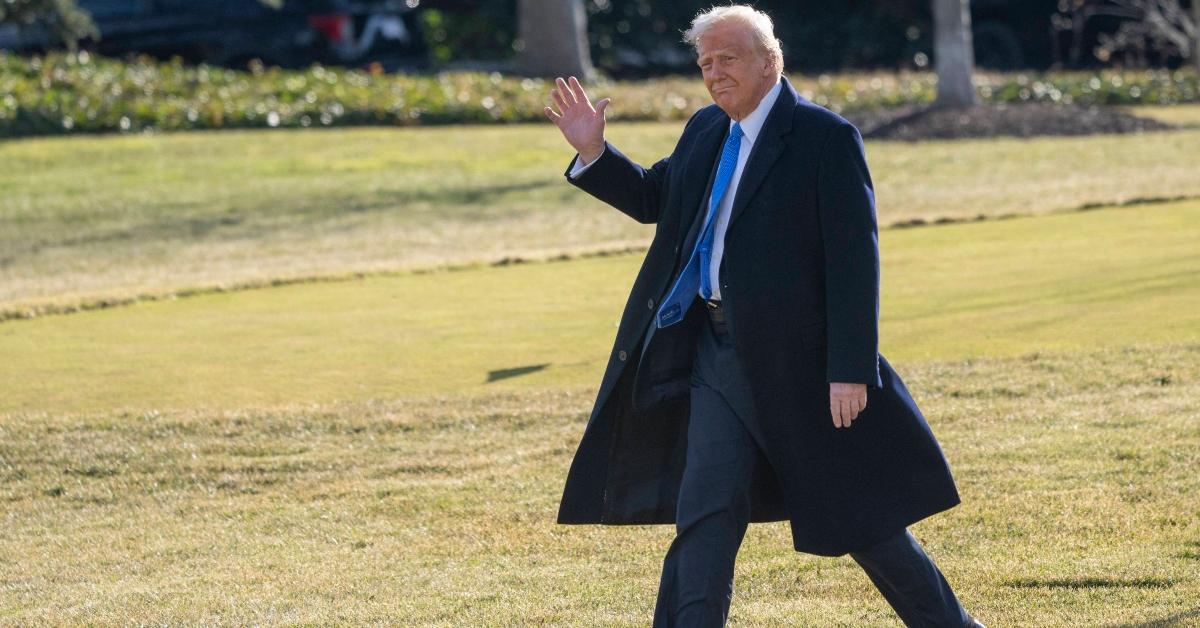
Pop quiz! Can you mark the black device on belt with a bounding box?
[704,298,726,329]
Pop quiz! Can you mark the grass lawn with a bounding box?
[1,197,1198,624]
[1128,103,1200,127]
[1,199,1196,416]
[0,345,1195,625]
[2,118,1197,318]
[2,111,1198,625]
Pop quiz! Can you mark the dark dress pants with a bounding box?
[652,308,971,627]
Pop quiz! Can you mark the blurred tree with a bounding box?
[1101,1,1194,66]
[1058,0,1196,68]
[515,0,595,78]
[933,0,978,107]
[411,2,1074,76]
[1194,0,1199,73]
[0,0,97,50]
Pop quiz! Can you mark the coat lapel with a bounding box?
[727,77,798,230]
[674,112,729,268]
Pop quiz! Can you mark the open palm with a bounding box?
[544,76,610,164]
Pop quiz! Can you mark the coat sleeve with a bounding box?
[563,142,670,225]
[816,122,883,389]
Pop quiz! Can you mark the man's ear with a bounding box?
[761,53,775,77]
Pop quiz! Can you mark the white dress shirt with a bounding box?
[570,77,783,301]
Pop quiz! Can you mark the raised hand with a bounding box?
[543,76,610,166]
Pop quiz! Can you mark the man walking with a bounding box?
[545,6,983,626]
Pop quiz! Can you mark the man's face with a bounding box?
[695,21,775,121]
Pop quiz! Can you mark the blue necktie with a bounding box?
[655,122,744,328]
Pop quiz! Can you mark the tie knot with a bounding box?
[730,122,744,140]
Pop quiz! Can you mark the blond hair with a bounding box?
[683,5,784,74]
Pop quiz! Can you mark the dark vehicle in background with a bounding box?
[0,0,427,70]
[969,0,1053,70]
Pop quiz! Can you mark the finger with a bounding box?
[543,106,561,122]
[595,97,611,116]
[552,88,567,110]
[830,400,842,428]
[846,398,862,425]
[840,399,854,427]
[554,78,572,110]
[567,75,585,105]
[556,77,576,106]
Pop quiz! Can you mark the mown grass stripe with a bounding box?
[4,122,1199,314]
[0,201,1196,416]
[2,197,1197,324]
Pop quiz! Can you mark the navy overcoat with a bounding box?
[556,76,960,556]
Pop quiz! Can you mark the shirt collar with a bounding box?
[731,76,782,145]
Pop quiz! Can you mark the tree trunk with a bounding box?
[933,0,978,108]
[515,0,596,80]
[1193,0,1200,76]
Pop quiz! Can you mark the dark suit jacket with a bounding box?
[555,76,959,556]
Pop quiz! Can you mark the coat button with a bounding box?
[618,350,628,362]
[674,245,679,254]
[646,298,654,310]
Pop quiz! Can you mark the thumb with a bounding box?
[595,98,611,116]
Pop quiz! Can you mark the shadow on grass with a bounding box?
[1107,607,1200,628]
[8,179,562,257]
[487,363,549,382]
[1004,576,1176,589]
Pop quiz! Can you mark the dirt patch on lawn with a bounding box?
[851,103,1175,141]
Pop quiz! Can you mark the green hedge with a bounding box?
[1,51,1197,137]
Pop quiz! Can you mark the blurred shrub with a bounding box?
[0,51,1196,138]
